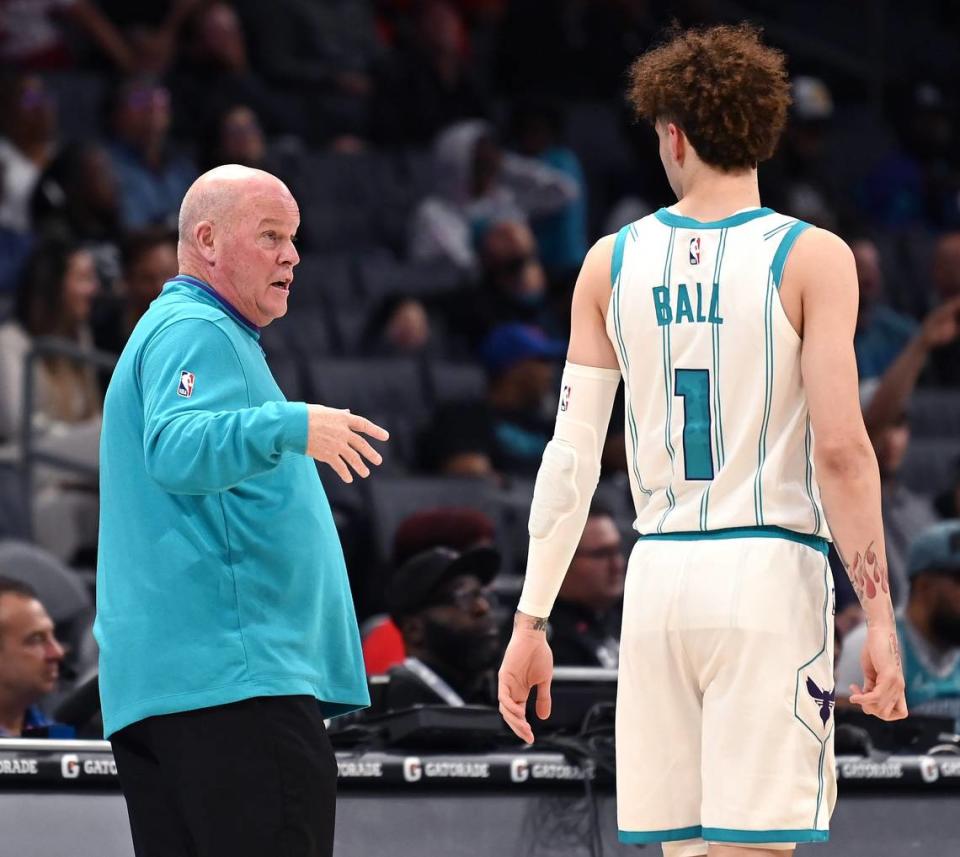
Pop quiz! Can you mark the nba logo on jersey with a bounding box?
[177,370,195,398]
[559,384,572,412]
[689,236,701,265]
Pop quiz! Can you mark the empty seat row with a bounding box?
[265,355,486,412]
[288,250,464,310]
[293,150,434,253]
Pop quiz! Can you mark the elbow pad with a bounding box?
[517,361,621,618]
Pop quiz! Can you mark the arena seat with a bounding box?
[330,307,369,355]
[357,251,464,302]
[280,306,336,357]
[305,358,428,418]
[290,252,357,307]
[365,476,502,567]
[297,153,402,251]
[425,361,488,405]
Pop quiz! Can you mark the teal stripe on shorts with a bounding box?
[702,827,829,844]
[619,825,703,844]
[636,525,829,556]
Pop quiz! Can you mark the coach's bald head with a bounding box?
[176,164,300,327]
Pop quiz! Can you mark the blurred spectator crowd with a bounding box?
[0,0,959,738]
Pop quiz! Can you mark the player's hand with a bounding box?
[305,405,389,483]
[498,615,553,744]
[849,622,908,721]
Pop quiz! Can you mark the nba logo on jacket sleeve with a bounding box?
[177,370,195,398]
[689,236,701,265]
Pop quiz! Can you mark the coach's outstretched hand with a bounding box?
[849,623,908,721]
[306,405,389,483]
[498,612,554,744]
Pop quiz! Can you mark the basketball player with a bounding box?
[498,24,907,857]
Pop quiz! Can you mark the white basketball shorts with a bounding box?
[615,529,836,852]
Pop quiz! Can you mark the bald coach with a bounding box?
[95,165,388,857]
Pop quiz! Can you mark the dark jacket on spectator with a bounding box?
[548,600,620,669]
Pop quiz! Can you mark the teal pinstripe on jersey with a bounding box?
[611,224,653,498]
[605,208,829,541]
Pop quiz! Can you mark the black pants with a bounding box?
[111,695,337,857]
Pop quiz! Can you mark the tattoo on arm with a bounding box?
[847,541,888,600]
[889,632,902,669]
[515,612,549,632]
[844,541,895,625]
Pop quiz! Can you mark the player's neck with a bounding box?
[672,167,760,222]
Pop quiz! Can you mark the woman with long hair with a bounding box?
[0,235,103,561]
[0,235,101,438]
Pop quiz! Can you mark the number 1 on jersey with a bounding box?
[674,369,715,481]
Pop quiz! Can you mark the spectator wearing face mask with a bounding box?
[383,546,502,709]
[837,521,960,729]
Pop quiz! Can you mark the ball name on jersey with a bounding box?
[652,281,724,327]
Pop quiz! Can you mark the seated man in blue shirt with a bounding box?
[837,521,960,728]
[0,576,65,737]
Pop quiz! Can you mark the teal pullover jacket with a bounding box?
[94,275,368,737]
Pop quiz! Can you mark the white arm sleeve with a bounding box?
[516,360,621,617]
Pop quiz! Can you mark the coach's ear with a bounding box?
[194,220,216,263]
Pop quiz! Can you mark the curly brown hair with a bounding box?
[627,23,790,171]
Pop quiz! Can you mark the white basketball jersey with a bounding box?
[605,206,830,539]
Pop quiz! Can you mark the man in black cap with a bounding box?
[383,546,502,710]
